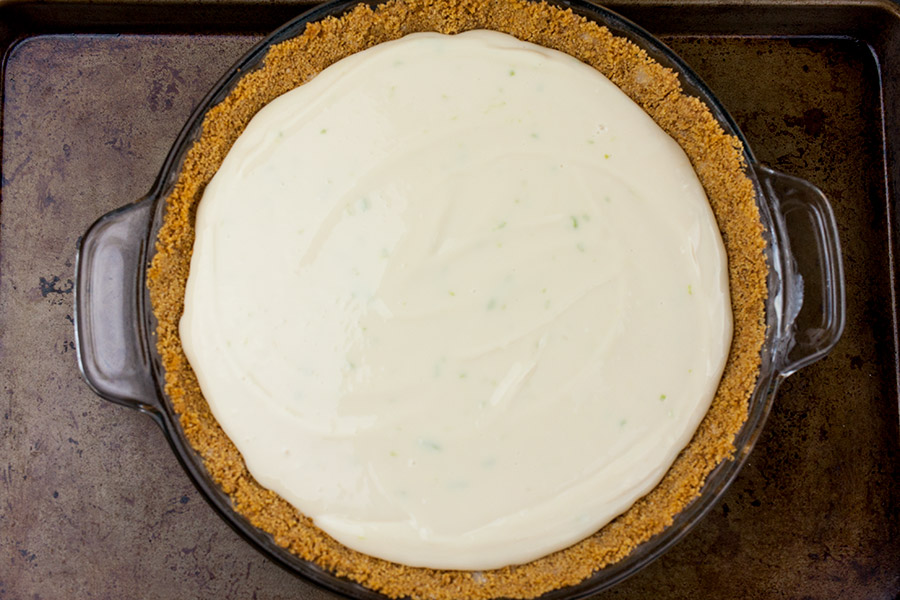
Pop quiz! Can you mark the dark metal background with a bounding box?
[1,1,897,598]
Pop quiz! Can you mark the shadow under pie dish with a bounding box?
[73,0,846,598]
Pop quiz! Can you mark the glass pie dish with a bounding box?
[73,0,846,597]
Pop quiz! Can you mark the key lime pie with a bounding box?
[149,0,766,597]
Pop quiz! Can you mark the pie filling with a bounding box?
[180,30,732,570]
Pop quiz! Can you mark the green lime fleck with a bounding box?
[495,221,507,230]
[541,287,548,294]
[390,451,398,457]
[604,153,611,159]
[688,284,693,295]
[509,69,516,76]
[660,394,667,401]
[571,215,579,229]
[459,372,467,379]
[320,128,327,134]
[419,439,442,451]
[619,419,628,427]
[531,133,539,139]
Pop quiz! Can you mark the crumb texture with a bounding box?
[147,0,767,598]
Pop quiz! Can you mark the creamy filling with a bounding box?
[180,30,732,570]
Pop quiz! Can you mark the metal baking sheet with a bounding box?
[2,1,897,598]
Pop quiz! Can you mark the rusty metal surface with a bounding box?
[1,7,898,600]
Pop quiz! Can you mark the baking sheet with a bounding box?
[1,1,897,598]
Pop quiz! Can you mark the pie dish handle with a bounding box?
[756,164,846,377]
[74,197,161,416]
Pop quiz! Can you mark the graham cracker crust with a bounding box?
[147,0,767,597]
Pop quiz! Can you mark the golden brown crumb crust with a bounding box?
[147,0,767,597]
